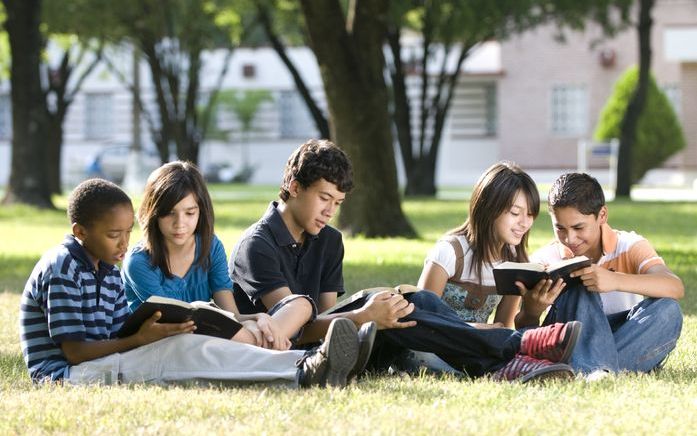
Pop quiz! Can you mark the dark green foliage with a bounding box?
[595,66,686,183]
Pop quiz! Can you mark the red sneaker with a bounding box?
[493,354,574,383]
[520,321,582,363]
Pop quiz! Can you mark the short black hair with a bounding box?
[279,139,354,201]
[67,178,132,227]
[548,172,605,216]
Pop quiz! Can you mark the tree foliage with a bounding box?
[387,0,635,196]
[97,0,248,164]
[595,66,685,184]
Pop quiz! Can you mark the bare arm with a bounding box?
[417,262,448,297]
[60,312,195,365]
[515,278,566,328]
[493,295,521,328]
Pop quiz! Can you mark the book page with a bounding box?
[190,300,239,321]
[146,295,193,309]
[496,261,545,272]
[547,256,590,272]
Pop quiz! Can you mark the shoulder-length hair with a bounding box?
[449,161,540,282]
[138,161,214,277]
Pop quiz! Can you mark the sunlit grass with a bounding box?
[1,185,697,434]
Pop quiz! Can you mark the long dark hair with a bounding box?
[449,161,540,281]
[138,161,214,277]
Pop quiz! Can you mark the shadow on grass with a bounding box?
[0,254,39,293]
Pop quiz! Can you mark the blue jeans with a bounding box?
[544,284,683,373]
[367,291,521,377]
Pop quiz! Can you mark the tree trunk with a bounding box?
[386,27,415,188]
[45,118,63,194]
[616,0,654,198]
[257,4,330,139]
[1,0,53,208]
[300,0,415,237]
[405,159,437,197]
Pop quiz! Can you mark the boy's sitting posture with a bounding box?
[19,178,361,387]
[516,173,684,374]
[230,139,585,383]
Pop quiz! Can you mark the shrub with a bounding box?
[594,66,686,183]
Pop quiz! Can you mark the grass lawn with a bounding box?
[2,184,697,434]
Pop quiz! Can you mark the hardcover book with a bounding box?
[493,256,591,295]
[117,295,243,339]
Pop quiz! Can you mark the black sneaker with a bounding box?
[297,318,359,388]
[347,321,377,382]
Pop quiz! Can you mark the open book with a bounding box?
[321,284,419,315]
[493,256,591,295]
[117,295,243,339]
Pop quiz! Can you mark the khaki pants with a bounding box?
[66,334,305,386]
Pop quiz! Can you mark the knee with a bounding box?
[636,298,683,337]
[408,289,440,308]
[283,295,317,322]
[656,299,683,334]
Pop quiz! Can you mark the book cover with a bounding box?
[493,256,591,295]
[117,295,243,339]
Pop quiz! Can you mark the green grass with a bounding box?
[2,185,697,434]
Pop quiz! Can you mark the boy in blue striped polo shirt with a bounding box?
[19,178,361,387]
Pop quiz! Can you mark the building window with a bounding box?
[242,64,256,79]
[84,93,113,139]
[448,82,497,139]
[0,94,11,140]
[279,90,318,139]
[662,83,681,118]
[551,85,588,136]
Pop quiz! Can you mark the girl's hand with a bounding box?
[517,278,566,320]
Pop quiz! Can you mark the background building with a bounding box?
[1,0,695,190]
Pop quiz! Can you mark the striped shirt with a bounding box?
[19,235,130,383]
[532,223,664,314]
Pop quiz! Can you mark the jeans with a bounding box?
[366,291,521,377]
[544,284,683,373]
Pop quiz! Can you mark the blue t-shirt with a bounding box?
[122,234,234,311]
[19,235,130,383]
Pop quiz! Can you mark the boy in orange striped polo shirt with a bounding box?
[514,173,684,375]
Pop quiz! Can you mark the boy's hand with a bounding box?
[360,291,417,330]
[570,265,618,292]
[135,311,196,346]
[250,314,291,350]
[517,278,566,319]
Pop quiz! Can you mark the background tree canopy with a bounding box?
[595,65,686,184]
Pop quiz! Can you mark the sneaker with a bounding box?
[297,318,359,388]
[520,321,582,363]
[493,354,574,383]
[347,321,377,382]
[582,369,612,382]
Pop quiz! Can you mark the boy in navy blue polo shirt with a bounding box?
[19,178,361,387]
[230,139,584,382]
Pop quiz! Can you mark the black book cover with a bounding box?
[493,256,591,295]
[117,296,243,339]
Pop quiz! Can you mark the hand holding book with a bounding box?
[493,256,591,295]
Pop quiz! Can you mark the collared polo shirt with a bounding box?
[19,235,130,383]
[532,223,665,314]
[229,201,345,314]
